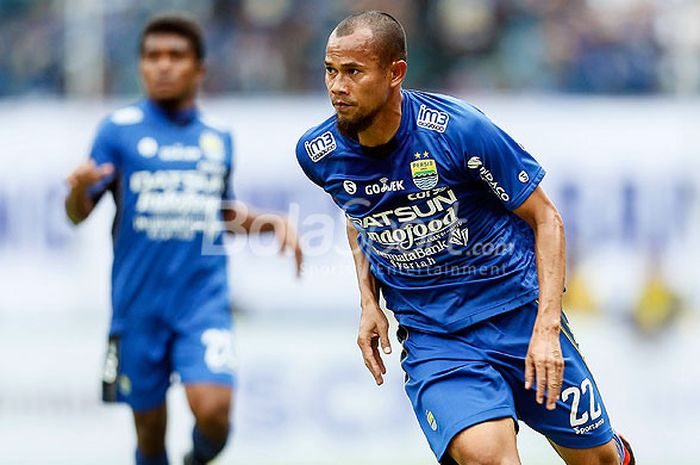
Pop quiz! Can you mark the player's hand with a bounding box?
[274,217,303,277]
[67,160,114,192]
[525,322,564,410]
[357,303,392,386]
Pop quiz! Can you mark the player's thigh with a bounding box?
[552,439,620,465]
[112,324,173,412]
[501,310,614,450]
[397,326,518,464]
[445,417,521,465]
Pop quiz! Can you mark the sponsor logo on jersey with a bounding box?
[137,137,158,158]
[199,131,225,161]
[365,177,405,195]
[343,180,357,195]
[411,151,439,190]
[467,156,511,202]
[426,410,438,431]
[518,170,529,183]
[111,106,144,125]
[304,131,336,162]
[417,104,449,133]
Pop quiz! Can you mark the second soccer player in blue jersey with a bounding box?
[296,11,634,465]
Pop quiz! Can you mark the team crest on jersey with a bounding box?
[199,131,225,161]
[416,104,449,132]
[410,151,439,190]
[304,131,336,162]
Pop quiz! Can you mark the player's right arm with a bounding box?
[346,219,392,386]
[65,161,114,224]
[65,117,119,225]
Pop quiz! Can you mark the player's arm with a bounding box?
[513,186,566,411]
[346,219,392,386]
[222,202,303,275]
[65,160,115,225]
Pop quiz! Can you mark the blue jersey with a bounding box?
[296,90,545,333]
[89,99,234,334]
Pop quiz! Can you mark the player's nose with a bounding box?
[328,75,349,95]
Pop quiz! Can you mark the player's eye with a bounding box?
[348,68,361,76]
[325,66,336,74]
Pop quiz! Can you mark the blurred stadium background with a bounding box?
[0,0,698,464]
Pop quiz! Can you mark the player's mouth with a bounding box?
[333,101,354,111]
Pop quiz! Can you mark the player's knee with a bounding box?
[448,439,520,465]
[192,397,231,435]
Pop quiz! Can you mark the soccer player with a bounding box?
[65,14,302,465]
[296,11,634,465]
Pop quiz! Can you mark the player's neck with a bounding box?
[357,90,402,148]
[150,94,197,114]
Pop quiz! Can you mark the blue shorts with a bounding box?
[103,307,236,412]
[397,300,614,463]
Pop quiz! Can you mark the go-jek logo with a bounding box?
[417,104,449,132]
[304,131,336,162]
[467,156,510,202]
[365,177,405,195]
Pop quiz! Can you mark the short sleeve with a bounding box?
[295,136,325,189]
[87,119,119,200]
[462,113,545,210]
[222,132,236,201]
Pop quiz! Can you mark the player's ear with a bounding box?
[390,60,407,88]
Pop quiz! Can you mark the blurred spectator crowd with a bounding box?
[1,0,699,97]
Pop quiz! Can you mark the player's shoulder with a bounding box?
[404,89,489,136]
[296,114,342,166]
[105,101,147,127]
[91,101,145,143]
[197,111,232,138]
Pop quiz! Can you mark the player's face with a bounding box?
[140,33,203,106]
[324,28,393,136]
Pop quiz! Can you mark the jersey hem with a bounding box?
[393,289,540,335]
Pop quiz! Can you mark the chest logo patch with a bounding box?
[416,104,449,132]
[304,131,336,162]
[410,151,439,190]
[200,132,225,161]
[137,137,158,158]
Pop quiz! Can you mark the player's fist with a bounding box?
[67,160,114,192]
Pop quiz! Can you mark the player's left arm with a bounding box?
[221,202,303,276]
[513,187,566,411]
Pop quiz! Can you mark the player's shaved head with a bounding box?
[332,11,407,66]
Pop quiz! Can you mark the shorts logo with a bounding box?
[426,410,438,431]
[518,170,529,183]
[118,375,132,396]
[417,104,449,133]
[137,137,158,158]
[304,131,336,162]
[201,328,236,374]
[411,151,439,190]
[343,180,357,195]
